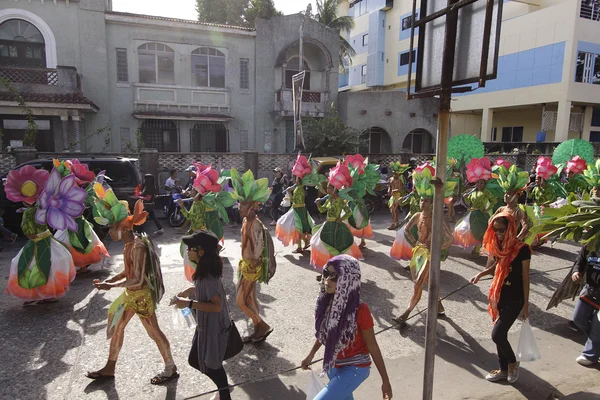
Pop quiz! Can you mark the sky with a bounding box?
[112,0,315,20]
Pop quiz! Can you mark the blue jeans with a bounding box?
[572,287,600,362]
[314,365,371,400]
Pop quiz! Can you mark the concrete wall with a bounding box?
[338,90,439,152]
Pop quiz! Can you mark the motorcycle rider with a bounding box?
[269,167,289,226]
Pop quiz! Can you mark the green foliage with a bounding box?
[303,104,363,156]
[552,139,594,166]
[196,0,281,27]
[447,134,485,164]
[72,125,111,152]
[540,197,600,251]
[413,167,456,199]
[583,159,600,188]
[496,165,529,192]
[0,77,38,147]
[244,0,282,26]
[314,0,356,70]
[229,168,271,203]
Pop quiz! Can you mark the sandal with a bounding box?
[252,328,274,343]
[150,371,180,385]
[86,371,115,381]
[242,335,254,344]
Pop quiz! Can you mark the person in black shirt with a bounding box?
[269,168,289,226]
[471,214,531,384]
[571,245,600,366]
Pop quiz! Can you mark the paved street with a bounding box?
[1,212,599,400]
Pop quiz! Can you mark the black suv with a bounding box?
[1,157,141,231]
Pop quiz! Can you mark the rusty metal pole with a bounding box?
[423,1,458,399]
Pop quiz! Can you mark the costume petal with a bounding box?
[47,207,67,231]
[35,208,47,225]
[58,174,76,196]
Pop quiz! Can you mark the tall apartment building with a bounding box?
[338,0,600,152]
[0,0,339,154]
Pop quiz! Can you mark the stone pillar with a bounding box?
[14,147,37,166]
[140,148,159,180]
[481,108,494,142]
[582,106,594,142]
[554,100,571,142]
[243,150,259,175]
[61,115,70,152]
[72,115,81,152]
[281,63,287,91]
[325,68,331,93]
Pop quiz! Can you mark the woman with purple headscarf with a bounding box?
[301,255,393,399]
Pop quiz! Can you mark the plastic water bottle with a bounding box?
[181,307,196,328]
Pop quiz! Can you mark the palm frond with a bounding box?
[329,15,355,31]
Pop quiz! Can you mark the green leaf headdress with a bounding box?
[496,165,530,193]
[583,159,600,189]
[229,168,271,204]
[91,182,148,230]
[412,166,457,199]
[390,162,411,175]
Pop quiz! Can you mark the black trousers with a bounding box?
[204,366,231,400]
[491,297,523,370]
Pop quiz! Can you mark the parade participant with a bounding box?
[393,165,455,324]
[86,185,178,384]
[387,162,410,230]
[269,167,289,226]
[310,162,364,269]
[137,174,164,235]
[275,153,317,254]
[563,156,588,196]
[5,166,80,304]
[529,156,559,206]
[470,213,531,384]
[230,168,276,343]
[179,162,233,282]
[454,157,497,257]
[390,187,420,267]
[52,159,109,274]
[171,230,233,399]
[302,255,393,400]
[493,164,532,241]
[345,154,381,249]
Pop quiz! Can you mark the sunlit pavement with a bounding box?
[1,212,599,399]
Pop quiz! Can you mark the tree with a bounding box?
[313,0,356,71]
[303,105,363,156]
[244,0,282,27]
[196,0,246,25]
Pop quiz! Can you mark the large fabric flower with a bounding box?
[36,169,86,231]
[344,154,366,175]
[328,161,353,190]
[4,165,49,205]
[566,156,587,175]
[415,162,435,175]
[193,164,221,194]
[495,159,511,169]
[466,157,492,183]
[536,156,558,180]
[292,153,312,178]
[70,159,96,185]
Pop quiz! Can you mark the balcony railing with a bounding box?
[275,89,326,103]
[275,89,329,117]
[580,0,600,20]
[0,67,58,86]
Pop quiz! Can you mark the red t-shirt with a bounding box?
[335,303,374,367]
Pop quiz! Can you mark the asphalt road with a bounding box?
[0,211,598,400]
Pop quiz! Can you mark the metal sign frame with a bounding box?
[406,0,503,99]
[292,71,306,151]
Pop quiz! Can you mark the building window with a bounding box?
[400,50,416,66]
[192,47,225,88]
[138,43,175,84]
[239,58,249,89]
[140,119,178,152]
[491,127,497,142]
[362,34,369,47]
[240,129,249,150]
[401,14,417,31]
[361,65,367,84]
[402,129,434,153]
[357,0,369,16]
[575,51,600,84]
[590,131,600,143]
[592,107,600,127]
[116,48,128,83]
[190,122,228,152]
[0,19,46,68]
[501,126,523,142]
[285,57,310,90]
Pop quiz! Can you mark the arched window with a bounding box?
[403,129,434,153]
[0,19,45,68]
[285,57,310,90]
[359,127,392,154]
[190,122,228,152]
[138,43,175,84]
[191,47,225,88]
[140,119,178,152]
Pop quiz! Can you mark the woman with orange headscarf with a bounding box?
[470,212,531,385]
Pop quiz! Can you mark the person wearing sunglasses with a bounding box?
[302,255,393,400]
[470,213,531,384]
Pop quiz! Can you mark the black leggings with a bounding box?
[146,209,162,230]
[204,366,231,400]
[491,297,523,370]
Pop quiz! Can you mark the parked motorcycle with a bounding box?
[363,180,390,214]
[169,193,192,227]
[264,191,290,221]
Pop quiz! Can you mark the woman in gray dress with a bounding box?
[172,230,232,400]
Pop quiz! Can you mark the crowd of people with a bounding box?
[3,142,600,399]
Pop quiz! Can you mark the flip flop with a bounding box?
[242,335,254,344]
[252,328,273,343]
[150,371,180,385]
[86,372,115,381]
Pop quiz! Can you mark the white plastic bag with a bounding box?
[171,306,196,329]
[305,370,326,400]
[281,196,291,208]
[516,320,541,362]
